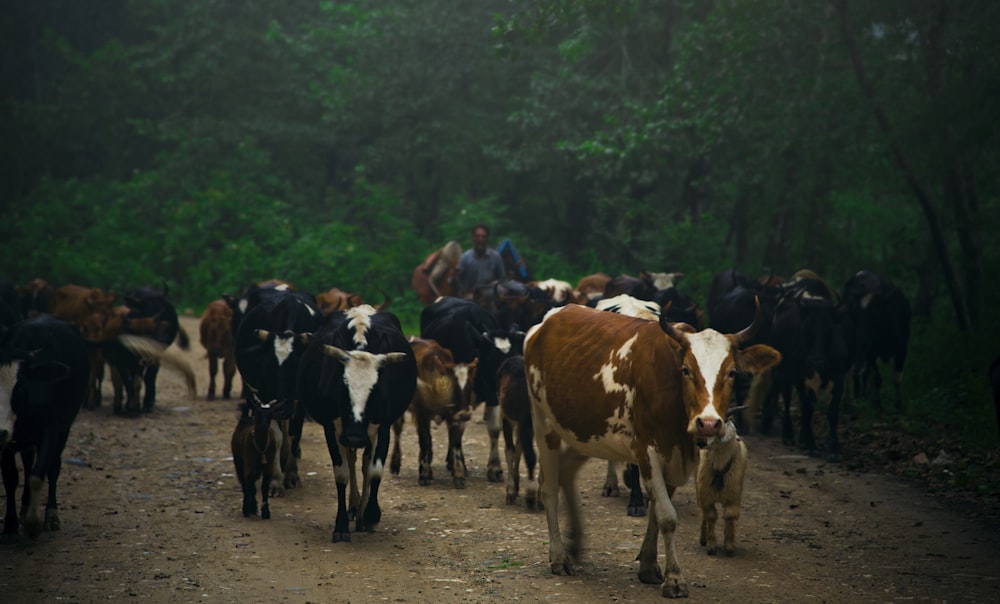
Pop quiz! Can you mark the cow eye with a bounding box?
[727,370,738,380]
[681,365,692,378]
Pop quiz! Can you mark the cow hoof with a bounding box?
[418,477,432,486]
[627,504,646,517]
[706,546,717,556]
[1,531,21,545]
[638,566,664,585]
[453,477,466,489]
[661,578,689,598]
[206,392,216,401]
[43,511,61,531]
[332,531,351,543]
[284,473,301,489]
[602,486,621,497]
[505,493,518,505]
[550,561,574,576]
[487,467,503,483]
[261,506,270,520]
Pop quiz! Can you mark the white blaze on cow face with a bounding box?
[685,329,732,432]
[274,334,295,366]
[338,350,389,423]
[345,305,376,349]
[0,362,20,444]
[594,333,638,408]
[492,336,512,355]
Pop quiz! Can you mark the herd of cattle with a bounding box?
[0,265,912,598]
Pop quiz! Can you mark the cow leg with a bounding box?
[870,360,884,410]
[625,464,646,517]
[31,429,70,534]
[234,452,257,517]
[558,447,588,563]
[797,382,819,456]
[826,378,845,462]
[85,351,103,409]
[521,419,541,511]
[259,446,272,521]
[222,354,236,400]
[781,379,796,447]
[284,404,304,489]
[42,453,63,531]
[536,416,571,575]
[357,424,390,533]
[639,458,688,598]
[389,415,404,476]
[2,446,21,542]
[700,502,719,555]
[722,500,740,556]
[602,461,621,497]
[484,404,503,482]
[267,421,286,497]
[447,415,468,488]
[141,363,159,412]
[503,416,520,504]
[346,448,361,518]
[892,366,904,411]
[207,354,219,401]
[323,424,352,542]
[415,409,435,485]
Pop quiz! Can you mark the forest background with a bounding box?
[2,1,997,453]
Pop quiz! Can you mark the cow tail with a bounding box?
[177,324,191,350]
[118,335,198,398]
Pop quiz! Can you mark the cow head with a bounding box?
[662,301,781,444]
[322,345,410,449]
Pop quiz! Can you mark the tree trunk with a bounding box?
[833,0,972,330]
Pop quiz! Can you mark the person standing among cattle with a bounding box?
[456,223,505,298]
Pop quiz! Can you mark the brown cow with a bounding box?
[575,273,611,301]
[315,288,389,316]
[200,299,236,401]
[390,337,478,487]
[411,241,462,305]
[50,285,117,407]
[525,303,780,597]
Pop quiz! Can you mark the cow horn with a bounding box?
[254,328,271,341]
[382,352,409,365]
[734,296,763,345]
[375,290,391,311]
[322,344,351,363]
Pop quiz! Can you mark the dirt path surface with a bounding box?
[3,316,999,603]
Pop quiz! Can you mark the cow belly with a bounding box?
[531,383,636,463]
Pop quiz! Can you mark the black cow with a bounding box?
[1,315,89,541]
[420,296,524,483]
[842,270,911,410]
[112,284,191,412]
[234,288,323,491]
[298,305,416,542]
[601,272,704,329]
[707,269,780,344]
[763,278,853,461]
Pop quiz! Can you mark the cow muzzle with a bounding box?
[695,416,723,437]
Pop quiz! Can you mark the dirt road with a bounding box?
[2,316,998,603]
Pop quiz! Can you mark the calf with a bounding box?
[695,421,748,556]
[298,305,417,542]
[50,284,116,407]
[1,315,89,541]
[200,299,236,401]
[390,337,478,487]
[498,355,540,510]
[231,402,287,520]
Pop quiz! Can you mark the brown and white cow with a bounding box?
[390,337,478,487]
[524,303,779,598]
[575,272,611,301]
[200,299,236,401]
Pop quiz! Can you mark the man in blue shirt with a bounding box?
[456,223,505,298]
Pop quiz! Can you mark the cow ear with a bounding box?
[322,344,351,365]
[738,344,782,374]
[382,352,409,365]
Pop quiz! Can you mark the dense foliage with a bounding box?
[2,1,997,445]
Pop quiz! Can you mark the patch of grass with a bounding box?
[487,557,524,570]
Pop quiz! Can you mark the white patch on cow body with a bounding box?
[596,294,660,321]
[686,329,731,424]
[0,362,22,440]
[594,334,638,409]
[238,299,249,314]
[861,293,873,309]
[274,335,295,366]
[345,305,376,349]
[454,364,472,391]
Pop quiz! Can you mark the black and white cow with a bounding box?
[420,296,524,483]
[234,288,324,491]
[1,315,89,541]
[842,270,911,410]
[298,305,416,542]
